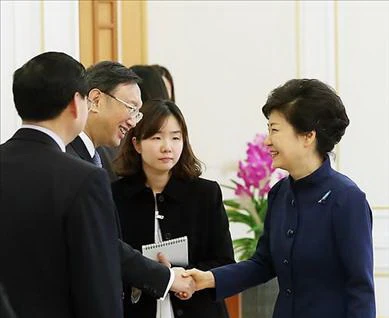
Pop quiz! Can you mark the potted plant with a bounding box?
[223,133,283,317]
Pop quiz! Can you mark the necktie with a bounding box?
[92,151,102,168]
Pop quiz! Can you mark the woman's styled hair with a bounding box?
[262,79,350,157]
[129,65,169,102]
[113,99,202,179]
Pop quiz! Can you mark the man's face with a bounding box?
[91,83,142,147]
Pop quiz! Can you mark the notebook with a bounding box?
[142,236,188,266]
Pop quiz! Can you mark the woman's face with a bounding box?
[134,115,184,175]
[264,110,309,173]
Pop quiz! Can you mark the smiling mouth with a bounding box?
[270,151,279,158]
[119,125,129,135]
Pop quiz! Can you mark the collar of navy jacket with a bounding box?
[285,155,336,203]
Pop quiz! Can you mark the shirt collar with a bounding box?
[79,131,96,158]
[21,124,66,152]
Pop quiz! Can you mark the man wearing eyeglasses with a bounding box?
[66,61,195,307]
[67,61,142,180]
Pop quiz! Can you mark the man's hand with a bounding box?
[183,268,215,291]
[170,267,196,300]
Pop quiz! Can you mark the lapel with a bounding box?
[12,128,62,152]
[66,136,93,164]
[67,136,123,238]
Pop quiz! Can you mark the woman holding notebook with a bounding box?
[111,99,234,318]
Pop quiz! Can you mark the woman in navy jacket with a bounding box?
[186,79,375,318]
[112,99,234,318]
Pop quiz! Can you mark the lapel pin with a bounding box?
[318,190,332,204]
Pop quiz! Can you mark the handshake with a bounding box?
[170,267,214,300]
[158,253,216,300]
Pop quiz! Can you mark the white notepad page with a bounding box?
[142,236,188,266]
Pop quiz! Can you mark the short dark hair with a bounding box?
[12,51,87,121]
[152,64,175,102]
[129,65,169,102]
[262,79,350,157]
[86,61,140,94]
[114,99,202,179]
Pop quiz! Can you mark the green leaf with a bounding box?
[258,200,268,223]
[226,210,257,228]
[223,199,240,208]
[232,238,258,261]
[221,184,236,190]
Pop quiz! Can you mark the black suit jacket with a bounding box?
[0,129,122,318]
[0,283,17,318]
[97,145,119,182]
[112,173,235,318]
[67,136,170,297]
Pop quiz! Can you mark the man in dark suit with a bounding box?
[66,61,194,304]
[0,52,123,318]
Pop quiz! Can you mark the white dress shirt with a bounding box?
[78,131,96,158]
[155,198,175,318]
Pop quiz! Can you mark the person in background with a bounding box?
[185,79,376,318]
[152,64,176,101]
[0,52,123,318]
[66,60,196,302]
[130,64,170,102]
[112,99,235,318]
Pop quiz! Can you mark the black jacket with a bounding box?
[112,173,235,318]
[67,136,171,298]
[0,283,17,318]
[0,129,122,318]
[97,145,119,182]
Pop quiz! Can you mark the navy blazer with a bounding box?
[112,173,235,318]
[211,158,375,318]
[0,129,122,318]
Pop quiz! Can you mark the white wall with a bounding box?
[147,1,389,316]
[0,0,79,143]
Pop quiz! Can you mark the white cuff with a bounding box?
[159,268,175,300]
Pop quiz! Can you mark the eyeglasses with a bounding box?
[102,91,143,123]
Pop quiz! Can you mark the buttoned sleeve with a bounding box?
[211,180,281,299]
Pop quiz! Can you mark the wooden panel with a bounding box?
[93,0,117,61]
[79,0,117,66]
[121,0,147,66]
[226,294,241,318]
[80,0,144,67]
[99,29,113,60]
[79,0,94,67]
[98,2,112,25]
